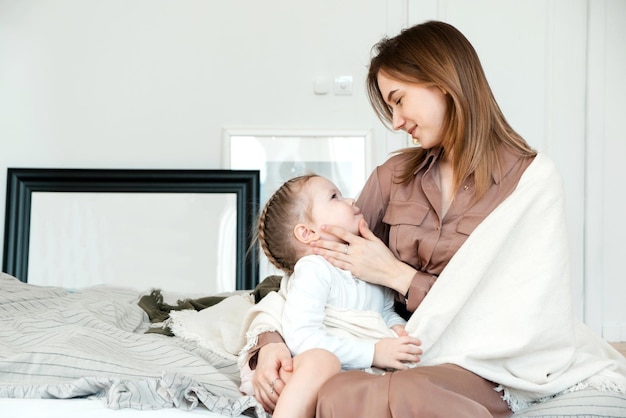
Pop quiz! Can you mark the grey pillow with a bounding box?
[511,389,626,417]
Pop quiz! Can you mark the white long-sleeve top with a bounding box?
[282,254,406,370]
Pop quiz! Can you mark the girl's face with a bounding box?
[307,176,362,242]
[377,71,448,149]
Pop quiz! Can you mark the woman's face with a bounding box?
[377,71,448,149]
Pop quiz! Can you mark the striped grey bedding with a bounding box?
[0,273,266,417]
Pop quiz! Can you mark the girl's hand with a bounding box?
[391,324,409,337]
[311,218,416,293]
[252,342,293,413]
[373,335,422,370]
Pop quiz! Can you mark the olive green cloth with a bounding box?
[138,275,283,336]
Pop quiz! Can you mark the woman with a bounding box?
[245,20,626,417]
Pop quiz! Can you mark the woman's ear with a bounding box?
[294,223,320,244]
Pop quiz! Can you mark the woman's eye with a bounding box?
[395,97,402,105]
[331,193,338,199]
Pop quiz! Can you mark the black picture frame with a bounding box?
[3,168,260,290]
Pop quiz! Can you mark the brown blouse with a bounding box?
[356,146,534,312]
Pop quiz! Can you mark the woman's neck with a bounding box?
[438,156,454,218]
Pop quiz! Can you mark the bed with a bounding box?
[0,274,269,417]
[2,168,626,417]
[0,168,269,417]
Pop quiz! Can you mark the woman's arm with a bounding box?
[249,334,292,413]
[404,270,438,312]
[243,292,292,412]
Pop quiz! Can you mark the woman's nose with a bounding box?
[392,111,405,130]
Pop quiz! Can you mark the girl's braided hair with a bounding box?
[257,174,319,275]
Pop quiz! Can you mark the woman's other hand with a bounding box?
[252,342,293,413]
[311,218,416,293]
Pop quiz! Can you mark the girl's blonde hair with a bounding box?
[366,20,536,199]
[257,174,319,274]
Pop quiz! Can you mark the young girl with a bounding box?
[239,174,421,418]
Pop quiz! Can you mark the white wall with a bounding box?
[585,0,626,341]
[0,0,398,174]
[1,0,624,339]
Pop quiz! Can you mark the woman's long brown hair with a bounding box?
[367,21,536,199]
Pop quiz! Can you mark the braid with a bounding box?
[257,201,283,271]
[257,174,318,274]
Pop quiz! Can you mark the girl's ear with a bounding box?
[294,223,320,244]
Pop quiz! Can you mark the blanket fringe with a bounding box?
[496,386,532,413]
[564,377,626,397]
[497,377,626,413]
[237,327,279,369]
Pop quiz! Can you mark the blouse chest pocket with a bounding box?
[382,201,430,227]
[382,201,430,265]
[456,214,485,236]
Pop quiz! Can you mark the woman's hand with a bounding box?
[311,218,416,293]
[251,342,293,413]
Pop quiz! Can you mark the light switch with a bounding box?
[334,76,353,95]
[314,76,330,95]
